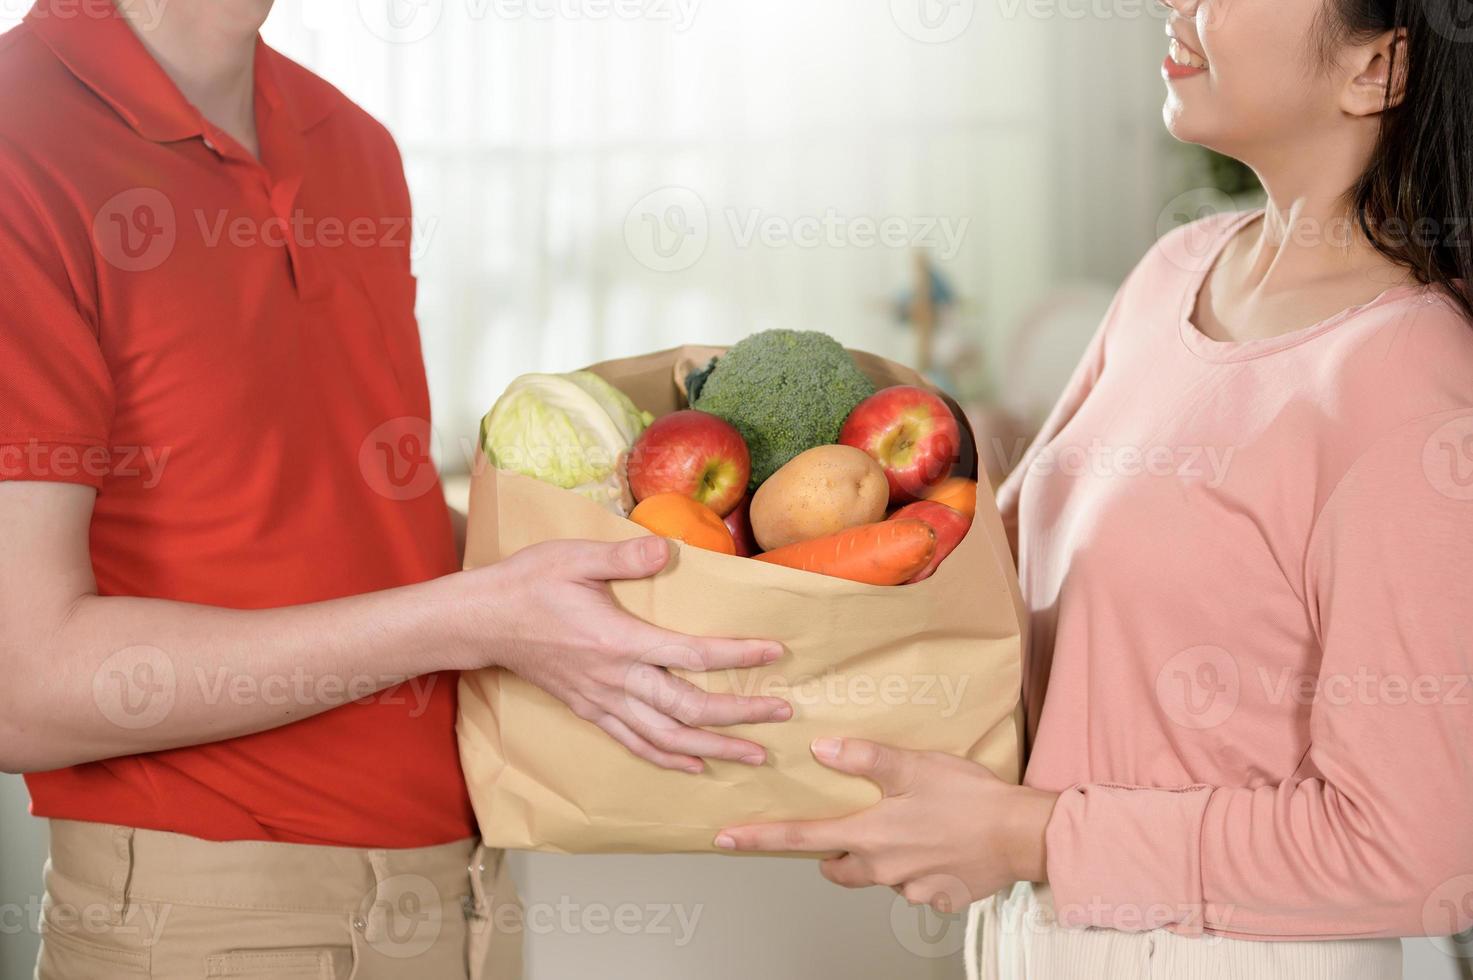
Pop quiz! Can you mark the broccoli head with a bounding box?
[690,329,876,489]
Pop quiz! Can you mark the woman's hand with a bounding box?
[457,535,793,774]
[715,737,1058,912]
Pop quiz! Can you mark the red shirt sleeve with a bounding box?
[0,156,114,487]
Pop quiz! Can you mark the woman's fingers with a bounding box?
[899,875,973,914]
[623,663,791,727]
[819,855,872,889]
[592,713,704,773]
[714,815,859,854]
[810,737,922,797]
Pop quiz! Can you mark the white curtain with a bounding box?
[259,0,1069,466]
[0,2,1175,468]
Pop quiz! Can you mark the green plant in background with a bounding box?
[1202,149,1261,197]
[1156,140,1267,244]
[1169,139,1264,204]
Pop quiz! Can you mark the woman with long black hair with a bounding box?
[717,0,1473,974]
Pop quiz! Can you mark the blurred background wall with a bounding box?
[254,0,1207,477]
[0,0,1465,977]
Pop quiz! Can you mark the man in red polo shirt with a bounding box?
[0,1,790,976]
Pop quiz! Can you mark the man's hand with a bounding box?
[458,536,792,773]
[0,482,787,774]
[714,737,1057,912]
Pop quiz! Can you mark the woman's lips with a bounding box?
[1163,34,1208,80]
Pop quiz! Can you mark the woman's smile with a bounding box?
[1164,26,1209,80]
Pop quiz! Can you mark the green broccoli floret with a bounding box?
[690,329,876,489]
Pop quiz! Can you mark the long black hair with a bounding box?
[1320,0,1473,321]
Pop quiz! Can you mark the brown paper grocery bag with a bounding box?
[456,345,1024,854]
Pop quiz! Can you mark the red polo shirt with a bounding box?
[1,0,476,846]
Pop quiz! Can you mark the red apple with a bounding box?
[839,385,961,504]
[889,500,971,583]
[723,495,759,557]
[628,410,750,516]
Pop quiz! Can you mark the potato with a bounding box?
[750,445,889,551]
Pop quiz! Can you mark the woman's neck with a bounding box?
[1241,131,1396,293]
[1191,129,1414,344]
[116,0,267,158]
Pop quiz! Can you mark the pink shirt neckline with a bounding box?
[1176,207,1426,364]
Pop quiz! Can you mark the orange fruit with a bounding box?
[923,477,977,518]
[628,492,736,555]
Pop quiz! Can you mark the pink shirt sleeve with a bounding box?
[1046,411,1473,938]
[997,296,1120,746]
[996,295,1118,554]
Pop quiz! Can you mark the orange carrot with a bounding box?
[754,519,935,586]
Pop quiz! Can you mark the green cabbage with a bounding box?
[563,371,652,446]
[481,372,653,514]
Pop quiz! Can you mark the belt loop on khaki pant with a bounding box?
[466,843,493,920]
[361,849,392,943]
[108,825,136,926]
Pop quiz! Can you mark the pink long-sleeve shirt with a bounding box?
[1000,209,1473,941]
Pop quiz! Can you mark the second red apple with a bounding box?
[627,410,751,517]
[839,385,960,504]
[889,500,971,583]
[722,494,759,557]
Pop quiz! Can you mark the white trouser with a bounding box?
[968,882,1403,980]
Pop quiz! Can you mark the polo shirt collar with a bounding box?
[24,0,334,144]
[254,43,337,135]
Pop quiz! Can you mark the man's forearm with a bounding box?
[3,481,785,775]
[2,572,479,773]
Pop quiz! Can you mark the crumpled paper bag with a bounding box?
[457,345,1024,854]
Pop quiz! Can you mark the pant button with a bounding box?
[353,915,367,932]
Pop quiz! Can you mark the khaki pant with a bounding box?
[968,882,1403,980]
[36,820,523,980]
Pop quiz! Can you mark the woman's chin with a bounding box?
[1161,103,1209,147]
